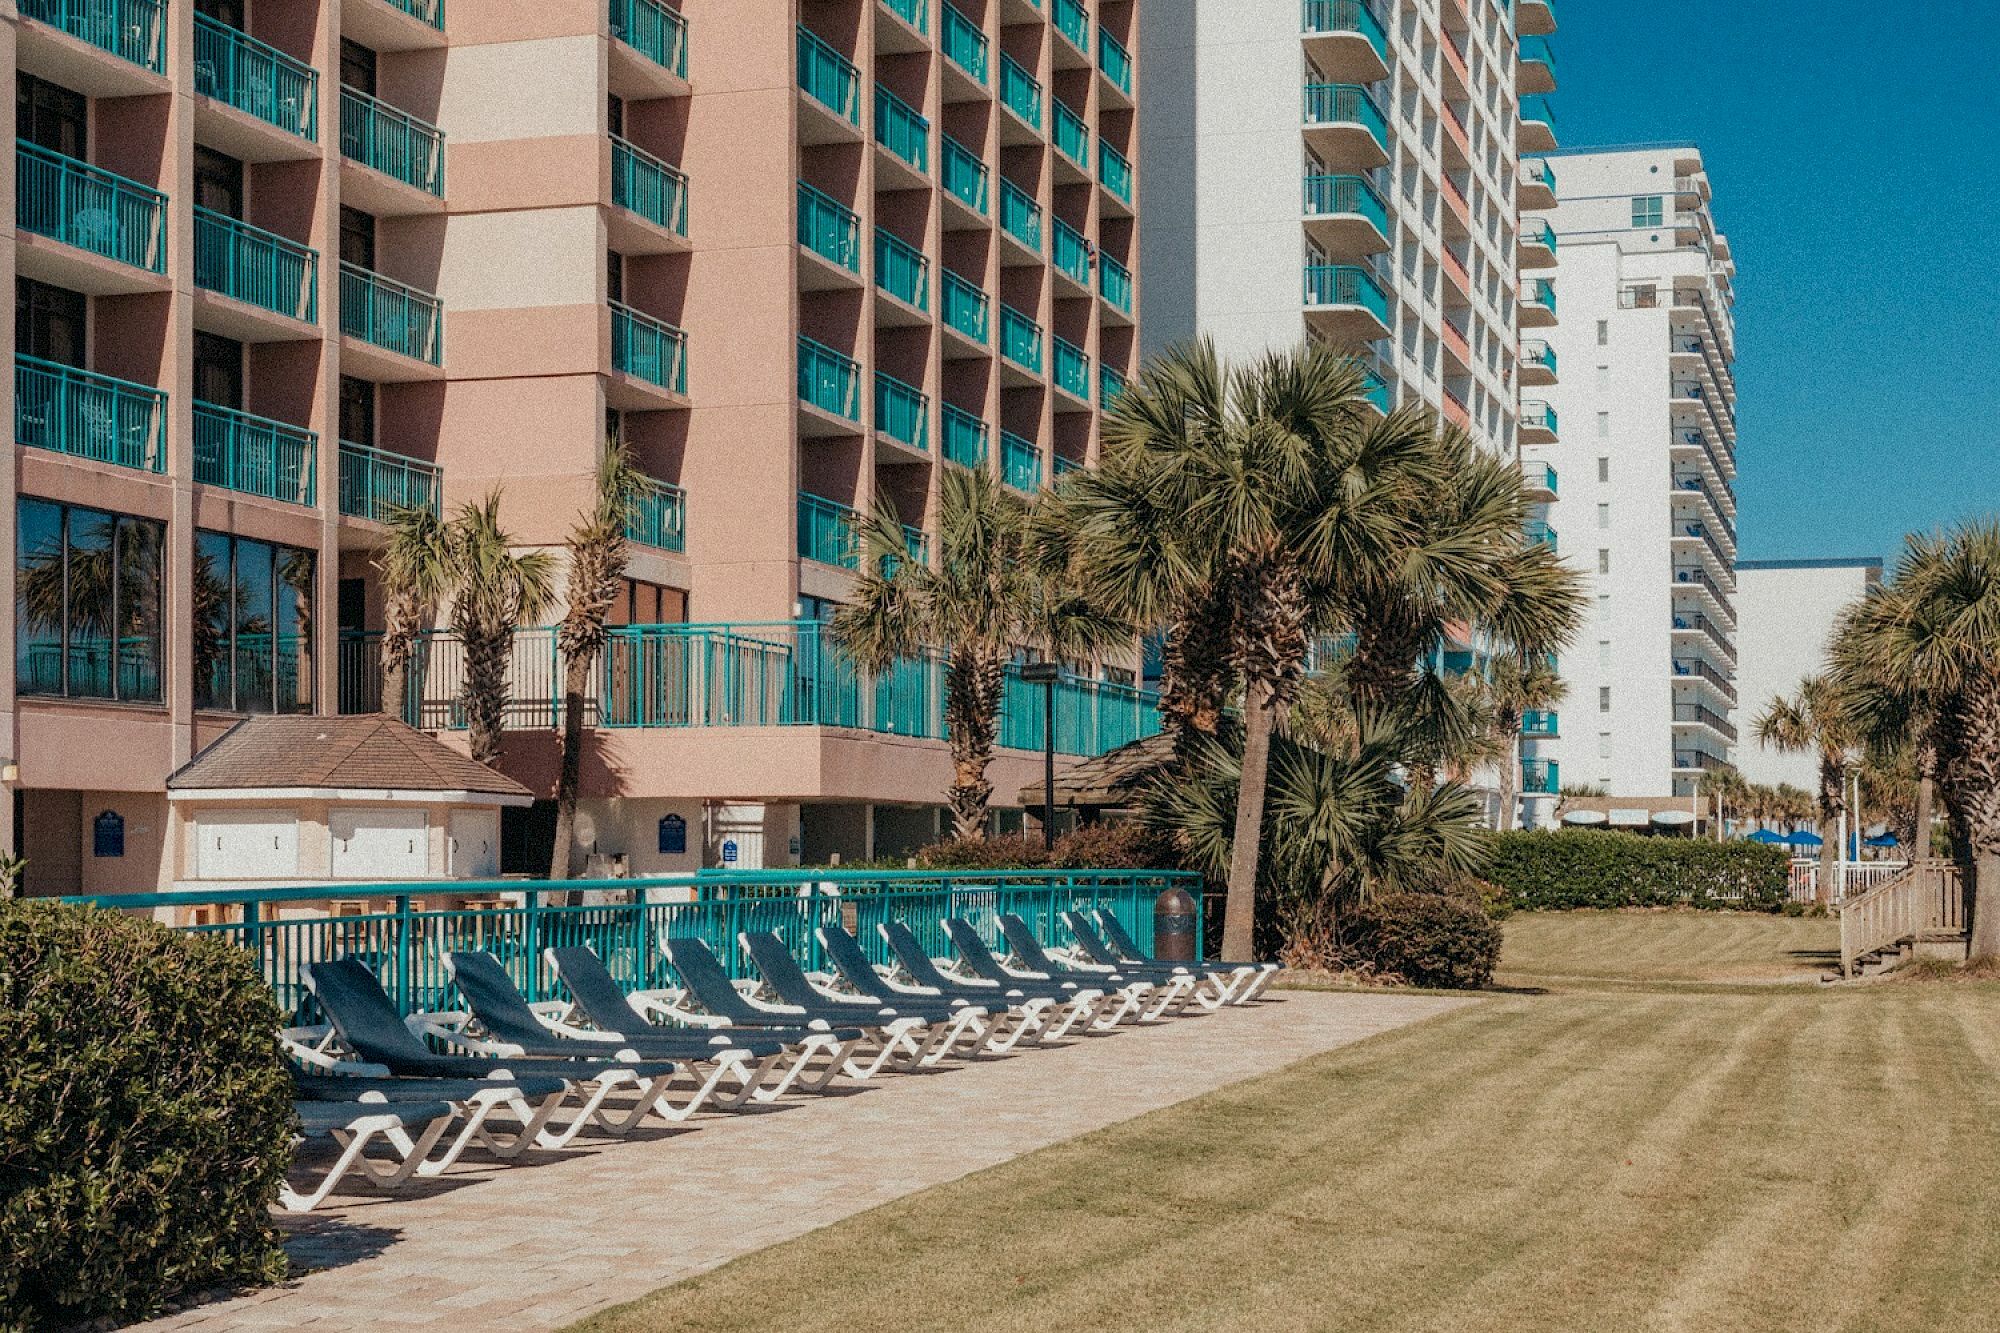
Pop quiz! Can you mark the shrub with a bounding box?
[914,835,1051,870]
[1343,890,1502,990]
[1049,821,1185,871]
[0,902,293,1328]
[1487,830,1789,912]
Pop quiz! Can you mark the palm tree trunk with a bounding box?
[462,633,509,768]
[943,652,1004,838]
[1914,741,1936,861]
[1816,759,1842,909]
[1971,850,2000,961]
[380,654,407,723]
[1222,676,1276,962]
[548,651,593,880]
[1495,711,1520,832]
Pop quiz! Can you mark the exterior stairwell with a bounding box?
[1838,859,1967,978]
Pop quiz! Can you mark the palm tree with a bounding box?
[1487,650,1567,831]
[1697,764,1752,841]
[449,491,557,768]
[549,440,642,879]
[832,466,1124,838]
[375,503,454,725]
[1754,676,1852,908]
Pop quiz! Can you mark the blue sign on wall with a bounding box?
[92,810,125,858]
[657,813,687,855]
[720,838,739,865]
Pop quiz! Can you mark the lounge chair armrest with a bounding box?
[527,1000,573,1024]
[411,1011,526,1058]
[631,989,729,1028]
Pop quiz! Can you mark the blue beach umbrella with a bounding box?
[1786,830,1824,848]
[1865,834,1900,849]
[1746,828,1786,845]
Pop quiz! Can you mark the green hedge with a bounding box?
[0,902,293,1328]
[1345,891,1503,989]
[1488,830,1789,912]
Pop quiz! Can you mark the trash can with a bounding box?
[1153,885,1198,962]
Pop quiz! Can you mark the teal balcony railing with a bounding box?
[1303,264,1390,326]
[1522,157,1557,195]
[798,335,861,420]
[21,0,165,72]
[1521,399,1559,434]
[1052,218,1090,286]
[882,0,927,34]
[1523,276,1557,315]
[1001,429,1042,492]
[340,263,443,364]
[15,143,166,273]
[1302,83,1386,152]
[943,270,989,343]
[1523,217,1557,253]
[612,135,688,236]
[1053,336,1090,401]
[1000,179,1041,252]
[875,85,930,172]
[1364,371,1391,413]
[192,401,317,506]
[338,441,441,522]
[1053,0,1089,50]
[1098,29,1132,95]
[1054,452,1081,476]
[15,355,165,473]
[194,207,318,323]
[193,14,318,141]
[1522,95,1557,132]
[626,475,687,551]
[901,524,930,565]
[876,227,929,310]
[942,4,988,83]
[1000,303,1042,374]
[798,26,861,125]
[798,492,859,568]
[611,0,687,78]
[1053,100,1089,166]
[941,136,989,214]
[340,87,445,195]
[1522,710,1559,738]
[1300,0,1387,63]
[611,301,687,393]
[1303,173,1388,237]
[1522,340,1557,376]
[941,404,988,468]
[1101,254,1133,314]
[1000,54,1041,129]
[1100,142,1133,203]
[798,181,860,271]
[1521,35,1557,77]
[875,372,929,451]
[1100,365,1126,404]
[1522,758,1560,796]
[1524,519,1556,549]
[387,0,445,30]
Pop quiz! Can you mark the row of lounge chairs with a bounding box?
[279,909,1277,1211]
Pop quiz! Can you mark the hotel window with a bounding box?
[16,498,165,703]
[1631,195,1663,228]
[1598,549,1611,574]
[339,375,376,447]
[1599,686,1612,713]
[1597,503,1611,530]
[1597,457,1610,483]
[1596,411,1610,438]
[1598,732,1613,759]
[193,531,316,715]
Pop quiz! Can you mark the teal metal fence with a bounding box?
[1303,173,1388,236]
[1001,428,1042,491]
[1302,82,1386,151]
[194,206,318,322]
[1300,0,1387,60]
[1000,303,1042,373]
[798,26,861,125]
[1522,709,1559,738]
[612,135,687,236]
[797,492,860,568]
[874,84,930,171]
[999,178,1041,252]
[340,262,444,364]
[798,335,860,419]
[192,401,318,506]
[611,301,687,393]
[16,143,167,272]
[1099,142,1133,203]
[1053,100,1089,165]
[610,0,686,77]
[193,13,318,140]
[16,355,167,472]
[389,0,445,31]
[21,0,167,70]
[942,271,989,343]
[626,475,687,551]
[339,441,441,521]
[941,135,989,213]
[999,54,1041,128]
[1303,263,1390,325]
[941,403,988,468]
[340,87,445,195]
[942,3,988,82]
[798,181,860,270]
[875,371,929,450]
[875,227,929,310]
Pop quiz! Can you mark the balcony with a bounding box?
[1521,459,1557,501]
[798,182,861,279]
[1520,277,1558,327]
[15,355,165,473]
[339,441,441,522]
[193,207,318,326]
[999,304,1043,376]
[798,492,859,568]
[1673,749,1731,775]
[798,335,861,423]
[1101,365,1127,405]
[882,0,928,36]
[875,372,929,452]
[875,227,930,315]
[1520,399,1558,443]
[1053,336,1091,404]
[20,0,167,74]
[1100,254,1134,320]
[610,301,687,396]
[1522,710,1559,739]
[1524,520,1556,551]
[1099,29,1133,99]
[340,87,445,199]
[798,27,861,131]
[1300,0,1389,83]
[875,84,930,179]
[942,4,988,84]
[15,143,167,279]
[1000,179,1042,256]
[1302,173,1390,255]
[1672,610,1738,665]
[340,263,443,369]
[1521,339,1557,386]
[611,135,688,241]
[1050,218,1091,291]
[1302,83,1389,169]
[192,402,317,506]
[942,270,989,348]
[1522,758,1560,796]
[1674,702,1738,744]
[1672,656,1738,707]
[1001,429,1042,492]
[941,136,989,217]
[611,0,688,80]
[192,14,318,143]
[1053,0,1089,53]
[1000,55,1042,133]
[1518,0,1556,36]
[941,404,988,468]
[1520,218,1557,268]
[1518,36,1557,95]
[1054,101,1090,173]
[1302,264,1390,344]
[1520,96,1557,153]
[1520,157,1557,209]
[1099,143,1134,211]
[626,475,687,552]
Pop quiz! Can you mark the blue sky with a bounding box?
[1552,0,2000,563]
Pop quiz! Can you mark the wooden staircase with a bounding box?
[1839,859,1966,978]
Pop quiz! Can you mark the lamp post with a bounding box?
[1021,661,1061,850]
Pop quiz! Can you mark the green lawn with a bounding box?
[574,913,2000,1333]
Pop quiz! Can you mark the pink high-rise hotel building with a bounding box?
[3,0,1148,892]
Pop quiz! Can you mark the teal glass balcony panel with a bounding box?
[797,27,861,125]
[15,355,165,472]
[1000,429,1042,492]
[798,492,859,568]
[1052,218,1090,286]
[1053,100,1089,166]
[1524,276,1557,313]
[875,85,930,172]
[1099,365,1126,404]
[626,476,687,551]
[798,335,861,420]
[1522,710,1559,738]
[1100,254,1133,314]
[192,401,318,506]
[942,270,989,343]
[875,227,929,310]
[611,0,687,78]
[1524,520,1556,549]
[1053,336,1090,401]
[941,135,990,214]
[194,207,318,323]
[20,0,165,72]
[1300,0,1387,62]
[901,524,930,564]
[193,14,318,141]
[942,4,988,83]
[338,441,441,522]
[1053,452,1081,476]
[1098,29,1132,94]
[1002,665,1162,755]
[1099,142,1133,203]
[1521,95,1557,130]
[1522,339,1557,376]
[1523,157,1557,194]
[882,0,927,34]
[797,181,860,271]
[1302,173,1388,236]
[999,303,1042,374]
[1537,462,1559,495]
[612,136,687,236]
[1000,55,1041,129]
[15,143,166,273]
[1521,35,1556,75]
[941,404,988,467]
[1302,264,1389,325]
[340,263,443,364]
[340,87,445,195]
[1301,83,1386,151]
[390,0,446,32]
[1000,179,1041,252]
[1523,217,1557,252]
[1364,371,1391,413]
[1053,0,1088,51]
[611,301,688,392]
[1522,399,1559,433]
[1522,757,1560,795]
[875,371,929,451]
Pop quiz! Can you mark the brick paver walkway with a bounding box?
[147,990,1470,1330]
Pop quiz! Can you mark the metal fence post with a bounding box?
[394,893,412,1013]
[525,888,543,1001]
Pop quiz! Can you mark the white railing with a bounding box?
[1839,859,1963,976]
[1788,858,1910,906]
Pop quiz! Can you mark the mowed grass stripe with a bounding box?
[1498,910,1838,985]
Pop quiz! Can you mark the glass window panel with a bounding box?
[16,499,66,696]
[275,545,315,714]
[234,538,276,714]
[115,517,165,702]
[63,508,116,700]
[193,530,236,710]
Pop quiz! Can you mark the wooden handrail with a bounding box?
[1839,858,1964,976]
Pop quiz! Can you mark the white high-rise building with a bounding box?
[1735,557,1882,791]
[1524,144,1739,802]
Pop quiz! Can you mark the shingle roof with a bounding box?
[1018,732,1177,809]
[169,714,533,800]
